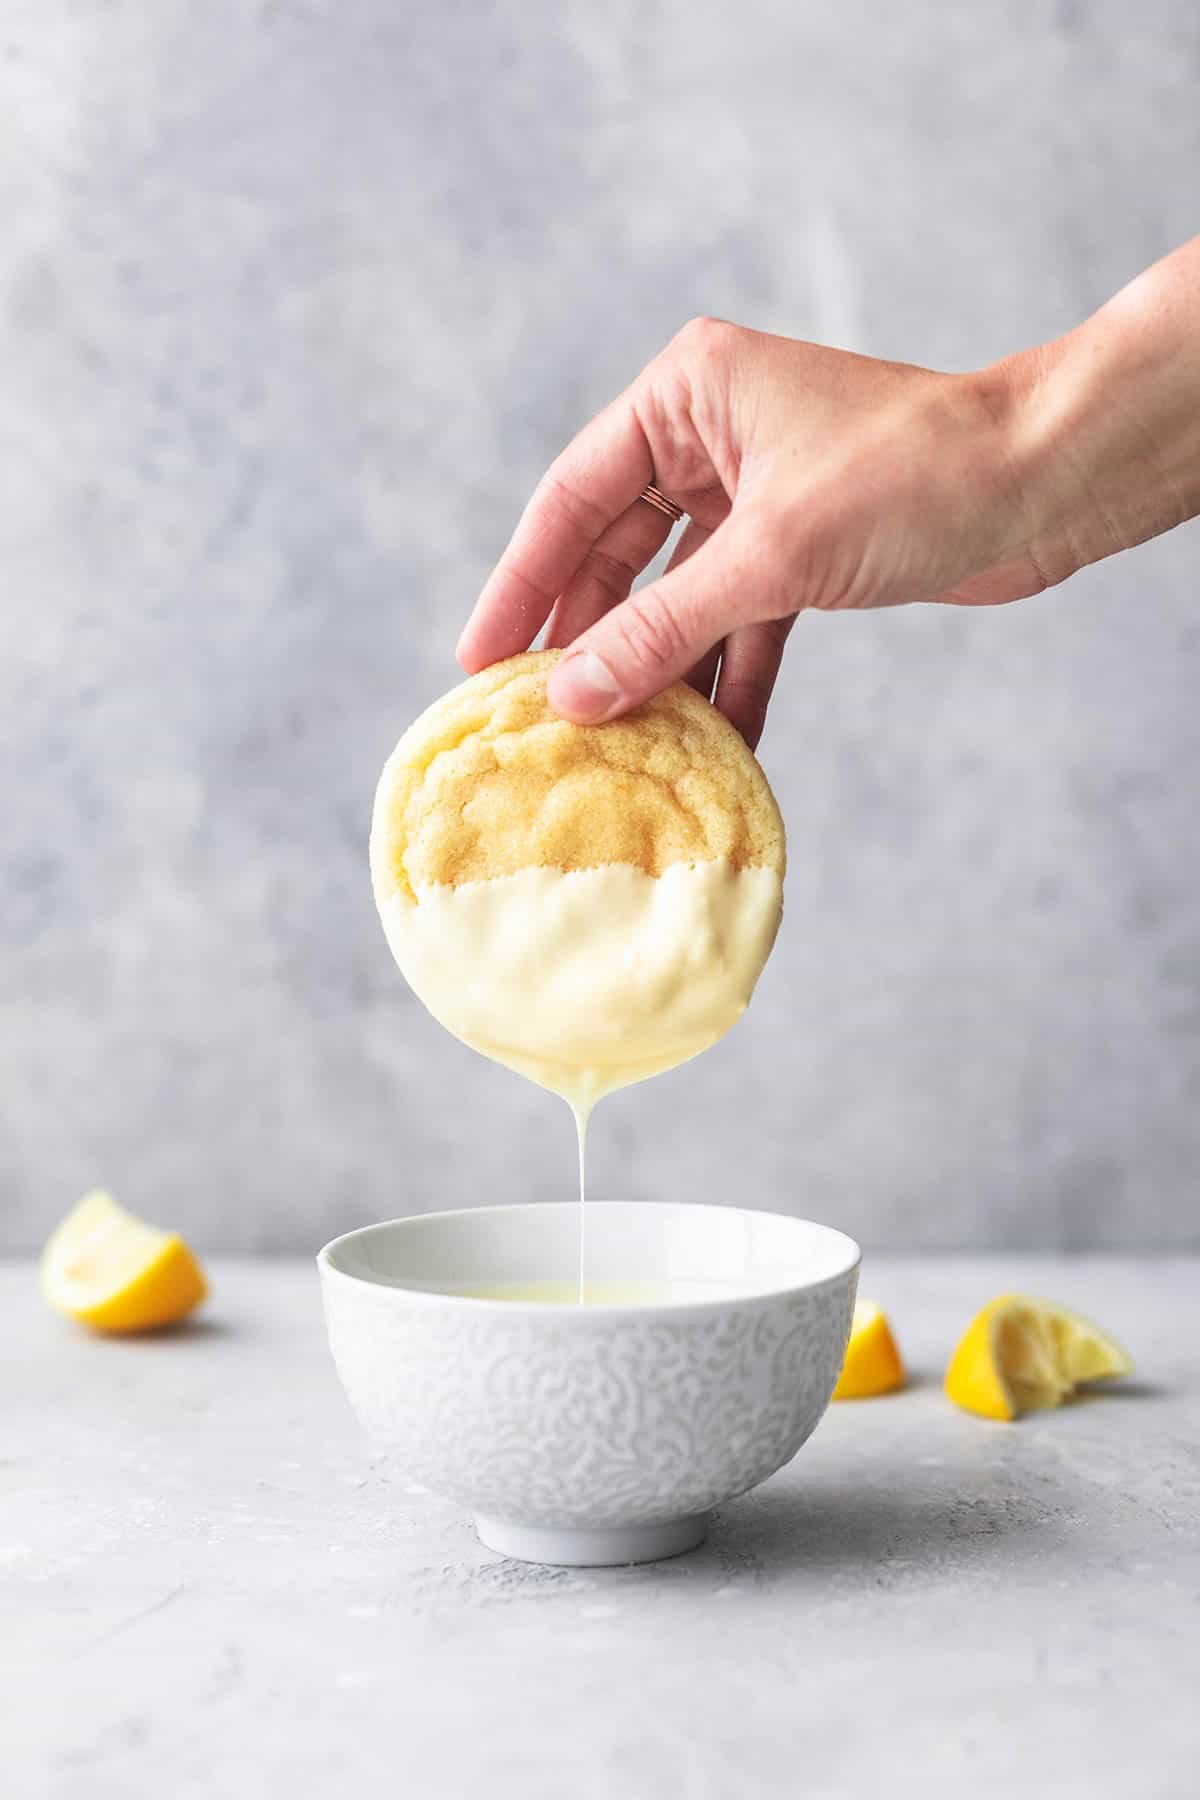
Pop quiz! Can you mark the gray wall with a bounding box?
[4,1,1199,1254]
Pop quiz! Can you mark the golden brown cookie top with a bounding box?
[371,650,786,903]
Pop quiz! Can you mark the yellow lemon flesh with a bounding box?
[945,1293,1132,1421]
[832,1299,906,1400]
[41,1190,207,1334]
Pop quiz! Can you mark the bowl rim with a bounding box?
[316,1200,861,1319]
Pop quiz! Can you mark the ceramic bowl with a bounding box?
[318,1202,859,1566]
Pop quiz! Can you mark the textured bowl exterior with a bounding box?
[320,1264,858,1529]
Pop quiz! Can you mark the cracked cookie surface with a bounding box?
[371,650,786,904]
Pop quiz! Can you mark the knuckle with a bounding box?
[672,314,737,360]
[613,590,691,675]
[540,468,608,539]
[578,545,635,606]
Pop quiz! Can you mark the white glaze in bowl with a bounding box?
[318,1202,859,1566]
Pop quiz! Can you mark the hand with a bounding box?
[456,320,1042,747]
[457,242,1200,746]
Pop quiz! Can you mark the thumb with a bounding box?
[546,519,766,722]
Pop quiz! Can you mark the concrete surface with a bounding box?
[5,1255,1198,1799]
[3,4,1200,1254]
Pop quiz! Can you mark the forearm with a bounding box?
[995,238,1200,584]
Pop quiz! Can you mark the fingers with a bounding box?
[666,520,722,700]
[685,644,723,703]
[546,514,775,723]
[457,393,653,672]
[713,616,795,749]
[544,497,677,650]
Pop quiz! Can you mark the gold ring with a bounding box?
[639,483,685,524]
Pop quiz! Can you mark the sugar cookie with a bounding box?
[370,650,785,1107]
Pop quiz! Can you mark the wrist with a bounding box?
[977,248,1200,585]
[963,341,1104,588]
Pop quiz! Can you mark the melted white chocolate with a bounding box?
[378,858,783,1113]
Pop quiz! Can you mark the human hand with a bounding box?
[457,243,1200,747]
[455,321,1042,747]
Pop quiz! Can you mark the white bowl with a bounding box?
[318,1202,859,1566]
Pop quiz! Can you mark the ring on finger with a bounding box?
[638,483,685,524]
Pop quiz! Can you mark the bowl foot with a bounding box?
[475,1512,709,1567]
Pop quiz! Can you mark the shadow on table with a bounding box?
[83,1316,238,1345]
[704,1479,1062,1582]
[1071,1379,1168,1403]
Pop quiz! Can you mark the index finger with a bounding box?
[456,390,653,672]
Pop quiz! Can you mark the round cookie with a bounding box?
[370,650,786,1106]
[370,649,786,905]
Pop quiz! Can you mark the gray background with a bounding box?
[3,1,1198,1253]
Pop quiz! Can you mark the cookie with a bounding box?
[370,650,786,904]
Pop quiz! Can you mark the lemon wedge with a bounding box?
[41,1190,208,1333]
[945,1293,1132,1421]
[832,1299,906,1399]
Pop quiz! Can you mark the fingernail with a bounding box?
[548,650,624,722]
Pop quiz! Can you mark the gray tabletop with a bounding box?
[5,1256,1198,1799]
